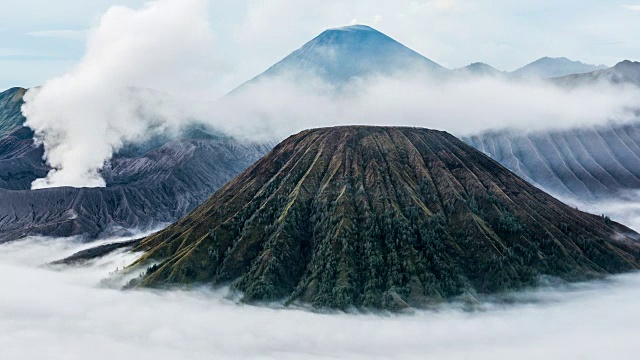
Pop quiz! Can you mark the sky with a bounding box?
[2,0,640,92]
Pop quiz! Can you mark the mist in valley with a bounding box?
[1,237,639,360]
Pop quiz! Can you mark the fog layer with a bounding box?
[1,237,639,360]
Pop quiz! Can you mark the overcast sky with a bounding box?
[2,0,640,92]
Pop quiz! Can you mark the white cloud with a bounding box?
[208,71,640,143]
[1,236,640,360]
[623,5,640,11]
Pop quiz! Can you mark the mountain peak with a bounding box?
[132,125,640,310]
[613,59,640,70]
[232,25,446,92]
[325,24,376,33]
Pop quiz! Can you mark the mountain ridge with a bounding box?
[551,60,640,86]
[510,57,607,79]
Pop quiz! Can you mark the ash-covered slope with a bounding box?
[0,88,271,243]
[0,87,48,190]
[464,122,640,203]
[133,126,640,310]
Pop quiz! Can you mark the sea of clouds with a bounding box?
[1,236,640,360]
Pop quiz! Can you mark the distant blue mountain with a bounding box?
[510,57,607,79]
[234,25,447,91]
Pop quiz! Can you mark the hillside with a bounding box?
[132,126,640,310]
[0,88,271,242]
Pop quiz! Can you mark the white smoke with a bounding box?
[20,0,640,189]
[2,237,640,360]
[22,0,215,189]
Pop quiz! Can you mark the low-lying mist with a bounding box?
[20,0,640,189]
[1,237,640,360]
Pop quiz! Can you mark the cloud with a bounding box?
[21,0,217,189]
[623,5,640,11]
[208,71,640,143]
[27,29,87,40]
[1,236,640,359]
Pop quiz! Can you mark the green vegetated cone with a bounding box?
[131,126,640,310]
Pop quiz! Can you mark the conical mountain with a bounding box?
[234,25,446,90]
[133,126,640,310]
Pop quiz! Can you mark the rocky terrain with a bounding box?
[464,122,640,203]
[131,126,640,310]
[0,87,271,242]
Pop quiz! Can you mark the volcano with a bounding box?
[133,126,640,310]
[233,24,446,92]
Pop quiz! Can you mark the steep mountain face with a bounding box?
[510,57,607,80]
[132,126,640,310]
[0,88,272,243]
[0,87,26,139]
[234,25,446,90]
[464,122,640,203]
[0,87,48,190]
[552,60,640,86]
